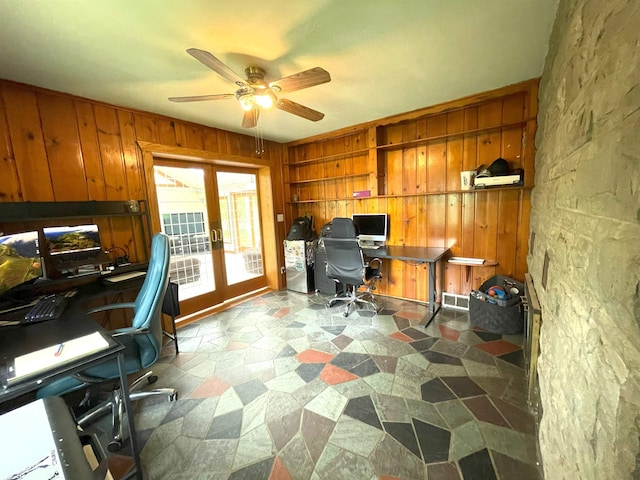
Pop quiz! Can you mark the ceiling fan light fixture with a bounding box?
[239,93,255,111]
[255,90,276,109]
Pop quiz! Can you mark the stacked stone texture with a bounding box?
[530,0,640,479]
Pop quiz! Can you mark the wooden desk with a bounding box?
[0,313,142,480]
[365,245,450,325]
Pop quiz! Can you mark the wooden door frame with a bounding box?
[137,142,280,295]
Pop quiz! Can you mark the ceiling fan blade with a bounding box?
[276,99,325,122]
[168,93,234,102]
[186,48,247,88]
[242,109,259,129]
[269,67,331,94]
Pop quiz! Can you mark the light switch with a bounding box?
[277,214,284,222]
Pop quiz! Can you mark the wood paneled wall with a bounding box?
[0,78,537,306]
[0,80,286,287]
[285,80,538,301]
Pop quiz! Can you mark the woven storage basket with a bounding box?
[469,275,524,334]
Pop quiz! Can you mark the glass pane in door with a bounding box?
[154,165,215,300]
[216,171,263,285]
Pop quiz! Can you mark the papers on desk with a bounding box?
[4,331,110,386]
[0,399,65,480]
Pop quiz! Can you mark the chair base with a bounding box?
[77,370,178,452]
[327,289,378,317]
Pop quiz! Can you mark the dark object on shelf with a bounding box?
[469,275,525,334]
[286,215,316,241]
[487,157,510,175]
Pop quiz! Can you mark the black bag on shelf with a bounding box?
[469,275,525,334]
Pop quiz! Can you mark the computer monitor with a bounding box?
[351,213,388,245]
[43,224,102,259]
[0,230,43,296]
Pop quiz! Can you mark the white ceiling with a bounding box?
[0,0,558,143]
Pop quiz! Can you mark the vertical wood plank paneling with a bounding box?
[75,102,107,200]
[496,189,519,277]
[203,128,220,151]
[118,110,146,259]
[157,119,178,146]
[94,105,127,201]
[174,122,188,147]
[445,193,462,293]
[185,123,205,149]
[93,105,132,256]
[426,115,447,192]
[38,93,89,201]
[133,114,159,143]
[401,195,418,300]
[117,111,144,200]
[386,197,403,298]
[402,122,417,195]
[3,84,53,200]
[446,110,464,191]
[462,107,478,171]
[514,189,531,280]
[477,101,502,167]
[0,79,535,301]
[0,87,22,201]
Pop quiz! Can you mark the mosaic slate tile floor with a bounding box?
[130,291,541,479]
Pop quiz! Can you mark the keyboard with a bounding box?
[23,294,70,323]
[361,244,382,250]
[103,270,146,284]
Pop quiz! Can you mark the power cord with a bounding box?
[105,245,130,267]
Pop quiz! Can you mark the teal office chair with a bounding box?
[37,233,178,452]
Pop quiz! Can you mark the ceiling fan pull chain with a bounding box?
[254,109,264,156]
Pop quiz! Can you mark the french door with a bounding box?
[153,160,266,317]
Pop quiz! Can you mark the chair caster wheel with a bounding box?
[148,375,158,384]
[108,440,122,453]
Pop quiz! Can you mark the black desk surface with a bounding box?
[365,245,450,263]
[0,312,121,402]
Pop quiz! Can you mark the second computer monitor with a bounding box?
[351,213,388,245]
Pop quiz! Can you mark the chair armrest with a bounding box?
[366,258,382,269]
[111,327,149,338]
[88,302,136,315]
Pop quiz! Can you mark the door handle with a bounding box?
[216,228,223,242]
[211,229,218,243]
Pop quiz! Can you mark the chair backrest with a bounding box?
[133,232,171,368]
[330,217,358,238]
[324,218,365,286]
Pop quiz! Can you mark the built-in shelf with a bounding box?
[447,257,498,281]
[286,148,370,167]
[286,185,531,203]
[288,173,370,186]
[376,120,529,151]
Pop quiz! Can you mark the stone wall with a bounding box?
[529,0,640,478]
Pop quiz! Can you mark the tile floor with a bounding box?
[127,291,541,479]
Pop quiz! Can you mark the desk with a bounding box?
[0,313,143,480]
[366,245,450,325]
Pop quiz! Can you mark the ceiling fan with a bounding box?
[169,48,331,129]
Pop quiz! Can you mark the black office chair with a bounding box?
[324,218,382,317]
[36,233,178,452]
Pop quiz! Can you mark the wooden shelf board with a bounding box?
[288,173,370,185]
[376,120,528,151]
[286,148,370,167]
